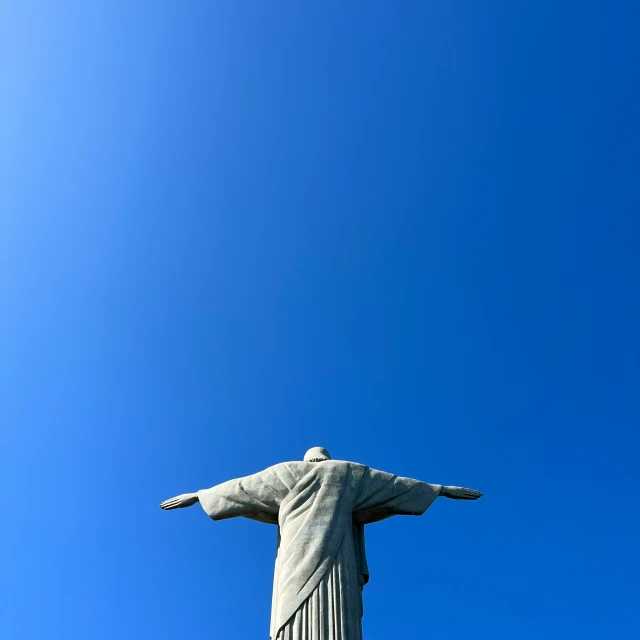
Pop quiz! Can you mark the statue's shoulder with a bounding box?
[265,460,369,482]
[317,460,369,479]
[264,461,311,481]
[263,461,301,475]
[328,460,368,471]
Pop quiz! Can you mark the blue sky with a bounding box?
[1,2,638,638]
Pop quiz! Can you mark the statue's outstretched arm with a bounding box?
[160,493,199,510]
[439,486,482,500]
[160,468,283,523]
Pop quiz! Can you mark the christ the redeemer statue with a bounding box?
[160,447,482,640]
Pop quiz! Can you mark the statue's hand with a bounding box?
[160,493,199,510]
[440,486,482,500]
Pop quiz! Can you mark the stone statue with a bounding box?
[160,447,482,640]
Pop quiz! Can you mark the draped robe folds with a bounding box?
[197,460,441,640]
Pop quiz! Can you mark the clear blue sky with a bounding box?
[1,2,638,639]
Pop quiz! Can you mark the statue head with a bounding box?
[304,447,331,463]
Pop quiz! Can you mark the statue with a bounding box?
[160,447,482,640]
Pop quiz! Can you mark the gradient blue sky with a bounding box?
[1,2,638,639]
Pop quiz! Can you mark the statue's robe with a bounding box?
[197,460,441,640]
